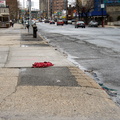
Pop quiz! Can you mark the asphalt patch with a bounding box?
[21,33,43,41]
[18,67,80,87]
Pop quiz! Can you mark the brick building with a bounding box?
[52,0,67,12]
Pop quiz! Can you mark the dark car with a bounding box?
[75,21,85,28]
[57,20,64,25]
[44,19,49,23]
[88,21,98,27]
[63,19,68,24]
[71,19,76,24]
[49,20,55,24]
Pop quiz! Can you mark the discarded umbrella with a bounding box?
[32,62,54,68]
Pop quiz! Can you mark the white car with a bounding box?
[88,21,98,27]
[67,20,72,24]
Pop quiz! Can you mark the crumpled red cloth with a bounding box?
[32,62,54,68]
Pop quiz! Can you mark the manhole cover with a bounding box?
[18,67,79,87]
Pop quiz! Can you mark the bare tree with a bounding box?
[76,0,82,20]
[76,0,94,23]
[6,0,20,20]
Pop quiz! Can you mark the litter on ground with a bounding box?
[32,62,54,68]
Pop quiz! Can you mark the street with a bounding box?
[37,22,120,105]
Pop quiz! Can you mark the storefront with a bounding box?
[0,7,10,28]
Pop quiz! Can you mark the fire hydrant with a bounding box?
[32,23,38,38]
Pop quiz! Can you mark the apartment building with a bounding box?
[0,0,10,27]
[52,0,67,12]
[39,0,67,18]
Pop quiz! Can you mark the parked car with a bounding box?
[71,19,76,24]
[63,19,68,24]
[57,20,64,25]
[67,20,72,24]
[44,19,49,23]
[49,20,55,24]
[88,21,98,27]
[35,19,39,23]
[42,19,45,22]
[75,21,85,28]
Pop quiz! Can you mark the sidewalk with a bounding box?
[104,24,120,28]
[0,24,120,120]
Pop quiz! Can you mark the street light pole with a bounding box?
[28,0,32,32]
[101,0,104,27]
[66,0,68,20]
[48,0,49,19]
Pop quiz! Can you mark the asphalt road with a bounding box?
[37,22,120,105]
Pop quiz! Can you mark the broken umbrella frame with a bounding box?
[32,62,54,68]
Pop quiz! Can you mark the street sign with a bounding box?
[101,4,105,8]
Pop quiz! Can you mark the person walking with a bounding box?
[9,20,12,27]
[11,20,14,27]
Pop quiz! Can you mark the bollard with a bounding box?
[32,23,38,38]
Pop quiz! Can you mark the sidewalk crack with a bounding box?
[4,47,10,67]
[0,85,18,106]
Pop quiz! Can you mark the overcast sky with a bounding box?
[19,0,39,9]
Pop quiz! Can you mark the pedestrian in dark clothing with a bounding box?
[9,20,12,27]
[11,21,14,27]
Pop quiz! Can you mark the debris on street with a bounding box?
[32,62,54,68]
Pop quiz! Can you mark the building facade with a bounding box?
[0,0,10,27]
[88,0,120,22]
[39,0,67,19]
[106,1,120,21]
[39,0,48,18]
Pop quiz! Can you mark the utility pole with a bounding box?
[28,0,32,32]
[48,0,49,19]
[101,0,104,27]
[76,0,80,20]
[66,0,68,20]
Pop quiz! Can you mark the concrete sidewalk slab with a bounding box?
[0,68,19,103]
[5,47,74,67]
[0,86,119,120]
